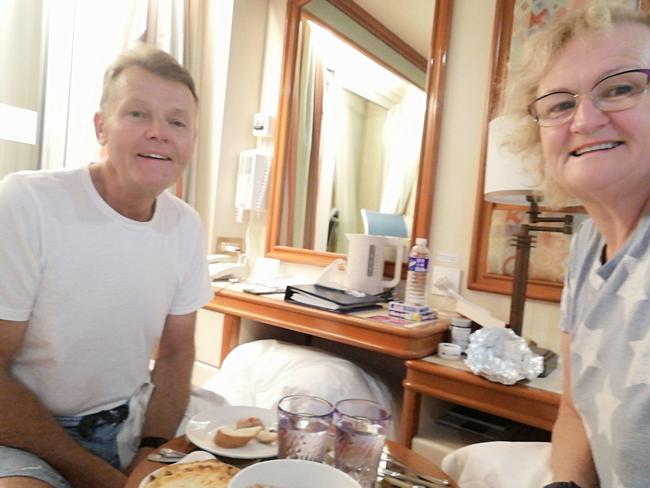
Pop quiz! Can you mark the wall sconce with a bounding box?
[0,103,38,145]
[484,115,573,338]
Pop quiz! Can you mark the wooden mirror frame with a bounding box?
[265,0,454,267]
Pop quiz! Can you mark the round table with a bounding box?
[125,436,457,487]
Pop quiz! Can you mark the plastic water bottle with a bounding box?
[404,238,430,305]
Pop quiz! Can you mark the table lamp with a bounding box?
[0,103,38,145]
[484,115,573,339]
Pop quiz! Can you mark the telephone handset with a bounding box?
[207,254,245,281]
[209,262,246,281]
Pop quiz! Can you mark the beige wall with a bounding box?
[252,0,562,352]
[192,0,271,255]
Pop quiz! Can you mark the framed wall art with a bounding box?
[468,0,649,302]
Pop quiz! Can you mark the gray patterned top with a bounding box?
[560,214,650,487]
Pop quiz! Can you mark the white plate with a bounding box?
[138,451,216,488]
[185,406,278,459]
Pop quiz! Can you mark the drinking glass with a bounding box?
[334,398,391,488]
[277,394,334,462]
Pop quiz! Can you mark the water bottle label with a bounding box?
[408,256,429,272]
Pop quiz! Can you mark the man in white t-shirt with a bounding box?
[0,46,212,488]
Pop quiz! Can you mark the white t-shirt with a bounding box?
[0,166,213,416]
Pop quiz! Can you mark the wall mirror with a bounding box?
[266,0,453,266]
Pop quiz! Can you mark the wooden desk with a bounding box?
[400,355,562,447]
[125,436,458,487]
[205,286,449,363]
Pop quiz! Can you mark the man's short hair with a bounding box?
[100,45,197,110]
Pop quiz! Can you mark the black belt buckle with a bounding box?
[78,404,129,438]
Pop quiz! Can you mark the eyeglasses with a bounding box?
[528,68,650,127]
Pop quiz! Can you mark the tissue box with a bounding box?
[388,302,437,321]
[389,301,436,315]
[389,309,437,322]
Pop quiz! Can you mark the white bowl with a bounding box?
[229,459,362,488]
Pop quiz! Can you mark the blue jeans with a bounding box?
[0,404,128,487]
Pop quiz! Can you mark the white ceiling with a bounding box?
[351,0,435,58]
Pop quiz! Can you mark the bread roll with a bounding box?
[214,424,263,448]
[235,416,265,429]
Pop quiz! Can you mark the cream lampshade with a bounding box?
[484,114,540,205]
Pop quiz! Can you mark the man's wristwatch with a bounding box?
[138,436,169,449]
[544,482,582,488]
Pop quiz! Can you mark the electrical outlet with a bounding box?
[215,237,244,255]
[431,265,462,296]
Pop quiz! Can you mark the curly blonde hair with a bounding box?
[501,0,650,208]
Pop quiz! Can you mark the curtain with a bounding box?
[179,0,205,204]
[314,68,338,252]
[379,85,426,214]
[40,0,186,173]
[0,0,45,179]
[330,87,364,253]
[289,19,319,249]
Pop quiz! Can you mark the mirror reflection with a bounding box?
[278,1,432,255]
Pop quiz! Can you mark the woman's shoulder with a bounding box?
[564,216,602,267]
[573,216,599,245]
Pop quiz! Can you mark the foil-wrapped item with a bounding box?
[465,328,543,385]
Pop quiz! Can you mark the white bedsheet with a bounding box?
[202,339,397,438]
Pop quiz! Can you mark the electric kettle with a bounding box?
[345,234,409,295]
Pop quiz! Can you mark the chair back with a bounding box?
[360,209,409,238]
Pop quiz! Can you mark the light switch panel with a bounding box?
[431,265,462,296]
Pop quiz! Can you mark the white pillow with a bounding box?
[203,339,397,438]
[441,441,552,487]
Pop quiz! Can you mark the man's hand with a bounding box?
[125,447,155,475]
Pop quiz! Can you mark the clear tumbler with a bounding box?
[334,398,391,487]
[277,394,334,462]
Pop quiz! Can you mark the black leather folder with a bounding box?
[284,284,384,313]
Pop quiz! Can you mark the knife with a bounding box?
[382,475,427,488]
[380,468,449,487]
[379,452,450,486]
